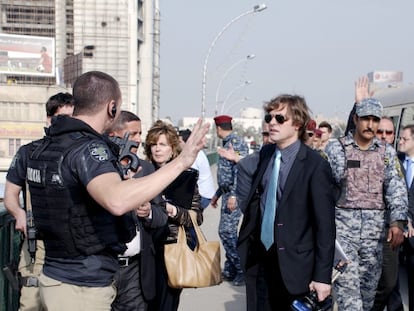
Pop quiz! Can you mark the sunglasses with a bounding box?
[376,129,394,135]
[264,114,289,124]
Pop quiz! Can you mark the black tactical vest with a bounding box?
[27,131,135,258]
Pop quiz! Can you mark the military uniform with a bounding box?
[325,133,407,310]
[215,131,249,281]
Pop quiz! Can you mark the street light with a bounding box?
[201,4,267,119]
[223,96,250,115]
[214,54,255,116]
[220,80,252,115]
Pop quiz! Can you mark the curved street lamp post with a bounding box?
[220,80,252,115]
[214,54,255,116]
[200,4,267,119]
[223,96,250,115]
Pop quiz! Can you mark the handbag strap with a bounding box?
[188,210,207,245]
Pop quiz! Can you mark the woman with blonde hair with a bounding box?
[145,120,203,311]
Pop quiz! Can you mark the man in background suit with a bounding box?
[398,124,414,311]
[238,94,336,309]
[107,111,168,310]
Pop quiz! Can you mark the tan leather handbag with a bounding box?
[164,211,222,288]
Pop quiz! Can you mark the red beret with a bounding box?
[314,129,323,137]
[214,115,232,125]
[306,119,316,132]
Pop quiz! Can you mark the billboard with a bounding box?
[0,33,55,77]
[368,71,403,84]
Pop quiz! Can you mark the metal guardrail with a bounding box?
[0,206,20,311]
[206,151,218,166]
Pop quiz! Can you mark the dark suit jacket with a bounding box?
[398,154,414,221]
[133,160,168,302]
[236,151,260,213]
[238,142,336,295]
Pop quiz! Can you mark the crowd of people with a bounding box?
[3,71,414,311]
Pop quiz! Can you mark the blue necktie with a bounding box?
[261,150,281,250]
[406,158,413,188]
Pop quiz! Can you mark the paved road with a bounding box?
[179,164,246,311]
[179,202,246,311]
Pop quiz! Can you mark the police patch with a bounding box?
[394,156,404,178]
[9,153,20,169]
[89,142,110,162]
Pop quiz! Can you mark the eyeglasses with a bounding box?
[264,114,289,124]
[377,129,394,135]
[399,137,412,142]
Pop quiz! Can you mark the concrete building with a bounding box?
[0,0,158,170]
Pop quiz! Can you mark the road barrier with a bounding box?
[0,206,20,311]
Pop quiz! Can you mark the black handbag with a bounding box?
[163,168,199,209]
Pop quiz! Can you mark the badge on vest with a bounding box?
[347,160,360,168]
[89,142,110,162]
[27,167,42,184]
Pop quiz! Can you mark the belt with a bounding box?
[118,254,140,267]
[20,276,39,287]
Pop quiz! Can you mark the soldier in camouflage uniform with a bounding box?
[325,98,408,311]
[211,115,249,286]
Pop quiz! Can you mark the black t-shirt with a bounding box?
[7,143,30,188]
[38,116,124,286]
[43,137,121,286]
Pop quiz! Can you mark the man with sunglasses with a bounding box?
[238,94,336,309]
[376,117,396,145]
[325,98,407,310]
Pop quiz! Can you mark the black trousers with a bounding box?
[147,246,182,311]
[371,241,403,311]
[262,245,306,310]
[245,263,271,311]
[405,238,414,311]
[112,255,147,311]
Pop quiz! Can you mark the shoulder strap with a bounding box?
[188,210,206,245]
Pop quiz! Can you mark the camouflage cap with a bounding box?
[356,98,383,119]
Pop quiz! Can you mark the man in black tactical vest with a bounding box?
[25,71,209,310]
[4,92,75,311]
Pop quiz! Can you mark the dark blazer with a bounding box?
[236,151,260,213]
[134,160,168,302]
[399,154,414,220]
[238,142,336,295]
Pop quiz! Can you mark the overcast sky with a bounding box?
[158,0,414,124]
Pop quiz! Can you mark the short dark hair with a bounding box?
[403,124,414,136]
[46,92,74,117]
[217,123,232,131]
[318,121,332,133]
[108,110,140,133]
[72,71,121,116]
[178,129,191,143]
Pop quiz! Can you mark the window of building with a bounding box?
[8,138,21,157]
